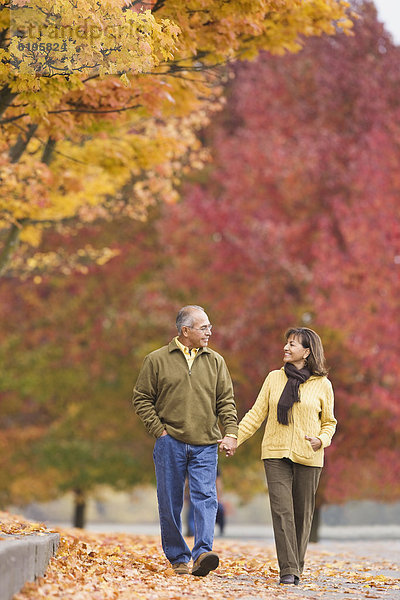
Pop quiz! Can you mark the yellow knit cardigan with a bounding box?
[237,367,336,467]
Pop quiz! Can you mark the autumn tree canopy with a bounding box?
[0,0,353,274]
[4,1,398,526]
[0,217,167,524]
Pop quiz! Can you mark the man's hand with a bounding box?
[305,435,322,451]
[218,436,237,457]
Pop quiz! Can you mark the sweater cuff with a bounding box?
[318,433,331,449]
[152,423,166,439]
[224,426,239,437]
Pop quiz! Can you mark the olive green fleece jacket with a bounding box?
[238,368,336,467]
[132,339,238,445]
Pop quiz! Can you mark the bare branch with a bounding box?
[0,103,143,125]
[151,0,166,12]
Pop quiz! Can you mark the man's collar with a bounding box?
[169,337,210,353]
[175,336,199,355]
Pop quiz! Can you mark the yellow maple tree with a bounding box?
[0,0,353,274]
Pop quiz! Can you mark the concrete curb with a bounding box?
[0,532,60,600]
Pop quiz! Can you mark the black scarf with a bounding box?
[277,362,311,425]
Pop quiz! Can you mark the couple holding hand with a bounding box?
[132,305,336,585]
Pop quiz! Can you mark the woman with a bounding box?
[237,327,336,586]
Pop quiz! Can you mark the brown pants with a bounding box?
[264,458,321,578]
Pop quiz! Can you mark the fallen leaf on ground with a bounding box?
[1,512,399,600]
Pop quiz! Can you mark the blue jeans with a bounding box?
[153,434,218,565]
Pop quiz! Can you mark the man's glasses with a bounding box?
[188,325,213,332]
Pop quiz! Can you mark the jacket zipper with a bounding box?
[188,350,202,375]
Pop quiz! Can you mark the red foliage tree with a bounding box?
[1,2,398,524]
[0,217,171,524]
[156,0,400,504]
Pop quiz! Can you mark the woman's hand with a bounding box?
[305,435,322,451]
[218,436,237,457]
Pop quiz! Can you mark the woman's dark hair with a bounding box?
[285,327,328,376]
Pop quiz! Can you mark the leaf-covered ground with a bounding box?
[1,512,399,600]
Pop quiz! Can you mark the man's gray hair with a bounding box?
[176,305,205,334]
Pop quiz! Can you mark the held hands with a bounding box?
[218,436,237,457]
[305,435,322,452]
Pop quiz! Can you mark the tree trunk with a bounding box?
[0,85,17,120]
[0,135,55,277]
[9,123,38,163]
[309,505,320,543]
[73,489,87,529]
[0,223,22,276]
[41,136,56,165]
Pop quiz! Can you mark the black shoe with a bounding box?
[294,575,300,585]
[279,574,295,584]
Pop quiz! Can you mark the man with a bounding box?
[132,305,238,576]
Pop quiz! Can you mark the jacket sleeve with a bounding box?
[317,378,337,448]
[132,355,165,439]
[237,373,271,447]
[215,358,238,437]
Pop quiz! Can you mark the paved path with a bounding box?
[209,537,400,600]
[81,523,400,599]
[291,539,399,599]
[83,521,400,539]
[3,520,398,600]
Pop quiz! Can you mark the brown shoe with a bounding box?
[191,552,219,577]
[172,562,190,575]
